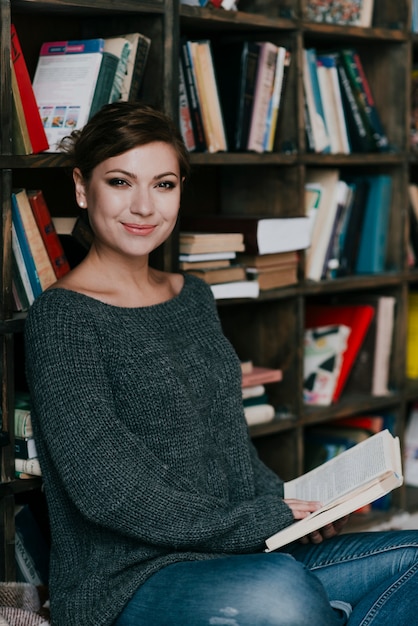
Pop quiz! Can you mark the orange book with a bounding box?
[27,190,71,279]
[11,24,49,153]
[242,366,283,388]
[306,304,375,402]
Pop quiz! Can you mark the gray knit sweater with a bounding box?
[24,274,294,626]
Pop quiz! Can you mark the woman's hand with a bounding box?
[284,498,350,544]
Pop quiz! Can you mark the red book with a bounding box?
[242,366,283,388]
[10,24,49,153]
[305,304,375,402]
[27,190,71,279]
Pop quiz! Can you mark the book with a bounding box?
[306,303,375,402]
[263,47,290,152]
[246,263,298,291]
[355,175,392,274]
[264,429,402,551]
[180,39,206,151]
[407,293,418,379]
[186,264,246,285]
[335,178,370,277]
[119,32,151,101]
[339,48,389,152]
[12,194,43,299]
[316,53,350,154]
[242,365,283,388]
[179,58,196,152]
[210,280,259,300]
[12,224,36,306]
[10,24,49,153]
[181,215,311,255]
[12,189,57,291]
[179,231,245,254]
[343,295,395,397]
[32,38,108,150]
[305,1,375,27]
[247,41,279,153]
[88,51,119,119]
[15,504,49,585]
[15,408,33,439]
[302,48,330,154]
[179,258,231,270]
[179,251,237,263]
[405,404,418,486]
[12,251,32,311]
[238,251,298,269]
[304,168,341,281]
[214,40,261,152]
[244,403,275,426]
[320,179,351,279]
[27,189,71,279]
[303,325,351,405]
[103,36,133,102]
[10,59,33,155]
[14,436,37,460]
[15,458,42,477]
[187,40,227,153]
[335,51,373,153]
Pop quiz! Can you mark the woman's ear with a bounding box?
[73,168,88,209]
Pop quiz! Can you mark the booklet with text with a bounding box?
[265,429,403,552]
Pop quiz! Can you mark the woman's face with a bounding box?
[73,141,182,259]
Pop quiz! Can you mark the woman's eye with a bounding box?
[158,181,175,190]
[108,178,127,187]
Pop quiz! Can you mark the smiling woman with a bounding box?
[24,102,418,626]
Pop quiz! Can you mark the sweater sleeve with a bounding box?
[25,292,294,554]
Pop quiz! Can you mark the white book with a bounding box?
[210,280,259,300]
[372,296,396,396]
[265,429,403,551]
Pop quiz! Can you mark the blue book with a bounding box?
[304,48,331,154]
[355,175,392,274]
[11,193,42,298]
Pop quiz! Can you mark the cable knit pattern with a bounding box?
[24,273,294,626]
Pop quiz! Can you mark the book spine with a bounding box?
[180,40,206,151]
[126,34,151,100]
[88,52,119,120]
[14,409,33,439]
[10,61,32,154]
[247,42,278,153]
[304,48,330,154]
[11,195,43,299]
[27,189,71,279]
[236,42,260,151]
[339,48,389,151]
[10,24,49,153]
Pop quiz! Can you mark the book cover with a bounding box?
[32,38,107,150]
[336,178,370,277]
[263,46,290,152]
[355,175,392,274]
[179,58,196,151]
[12,189,57,291]
[306,303,375,402]
[247,41,279,153]
[265,429,402,551]
[27,189,71,279]
[303,325,350,406]
[10,24,49,153]
[11,225,35,307]
[181,215,311,255]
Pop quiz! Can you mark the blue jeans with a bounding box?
[114,530,418,626]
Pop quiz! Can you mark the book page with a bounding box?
[284,429,400,506]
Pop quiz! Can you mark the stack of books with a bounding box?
[179,231,259,299]
[241,361,282,426]
[303,46,388,155]
[14,393,42,479]
[239,251,299,291]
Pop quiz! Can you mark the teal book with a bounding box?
[11,192,42,298]
[355,175,392,274]
[88,51,119,119]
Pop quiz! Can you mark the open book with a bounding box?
[265,429,403,552]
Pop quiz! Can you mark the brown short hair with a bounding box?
[59,102,191,182]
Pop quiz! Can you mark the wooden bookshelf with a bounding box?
[0,0,417,581]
